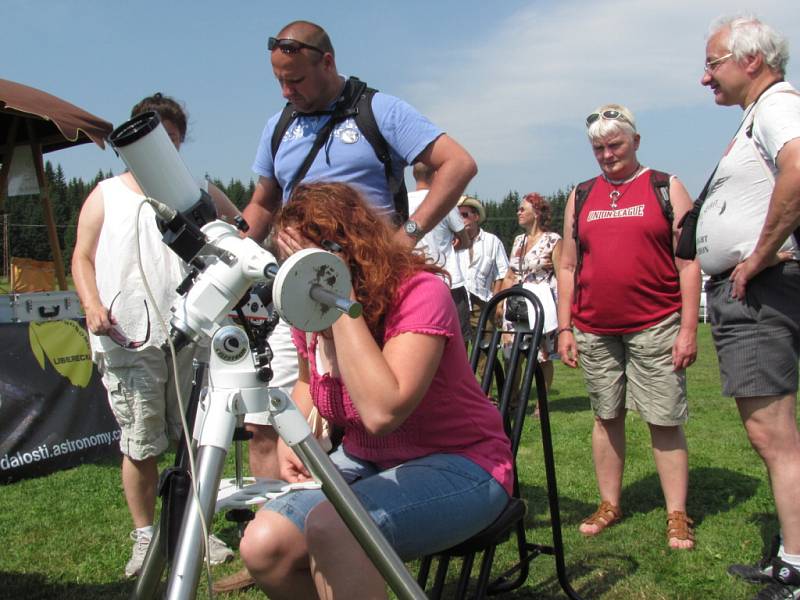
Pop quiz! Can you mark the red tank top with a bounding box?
[572,170,681,335]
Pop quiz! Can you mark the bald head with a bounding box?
[277,20,334,57]
[270,20,341,112]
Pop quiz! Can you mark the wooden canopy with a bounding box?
[0,79,113,289]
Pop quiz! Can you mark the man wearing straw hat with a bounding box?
[456,196,509,338]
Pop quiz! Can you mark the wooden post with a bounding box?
[0,116,21,282]
[26,120,67,291]
[2,213,8,282]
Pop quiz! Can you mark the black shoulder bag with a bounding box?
[674,167,718,259]
[505,236,533,322]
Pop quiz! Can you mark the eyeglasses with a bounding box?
[585,109,632,128]
[268,37,324,55]
[704,53,733,73]
[107,292,151,349]
[459,210,474,218]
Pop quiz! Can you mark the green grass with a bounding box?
[0,324,792,599]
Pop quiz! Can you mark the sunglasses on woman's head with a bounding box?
[585,110,631,128]
[107,292,151,350]
[268,37,324,55]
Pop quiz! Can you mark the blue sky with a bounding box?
[3,0,798,202]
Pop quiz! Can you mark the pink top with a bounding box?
[572,170,681,335]
[292,271,513,495]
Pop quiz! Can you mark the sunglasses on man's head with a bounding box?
[107,292,150,350]
[585,109,632,128]
[268,37,324,55]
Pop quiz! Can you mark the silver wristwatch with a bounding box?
[403,219,423,241]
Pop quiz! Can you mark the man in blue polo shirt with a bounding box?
[242,19,477,245]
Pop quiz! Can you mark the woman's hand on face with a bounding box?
[275,226,355,305]
[275,227,349,264]
[274,226,318,260]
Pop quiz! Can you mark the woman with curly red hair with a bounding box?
[239,182,513,599]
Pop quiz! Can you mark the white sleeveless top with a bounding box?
[89,175,196,355]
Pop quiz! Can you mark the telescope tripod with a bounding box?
[132,324,426,600]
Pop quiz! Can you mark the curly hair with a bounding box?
[522,193,552,231]
[277,182,446,339]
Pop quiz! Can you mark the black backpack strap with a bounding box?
[649,170,674,226]
[571,177,597,308]
[283,77,366,194]
[572,177,596,242]
[354,88,409,220]
[269,75,408,217]
[270,103,298,160]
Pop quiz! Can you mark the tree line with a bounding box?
[1,162,571,277]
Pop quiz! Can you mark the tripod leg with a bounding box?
[267,389,426,600]
[291,436,427,600]
[130,524,166,599]
[130,360,206,600]
[164,326,426,600]
[165,388,236,600]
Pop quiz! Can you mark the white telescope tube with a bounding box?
[109,111,202,213]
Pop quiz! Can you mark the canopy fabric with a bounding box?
[0,78,112,160]
[0,79,113,291]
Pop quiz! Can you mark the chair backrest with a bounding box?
[470,286,544,461]
[418,288,583,600]
[414,288,546,598]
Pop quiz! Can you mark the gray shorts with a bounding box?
[706,261,800,398]
[97,345,197,460]
[574,312,687,426]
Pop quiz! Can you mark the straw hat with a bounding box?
[457,195,486,224]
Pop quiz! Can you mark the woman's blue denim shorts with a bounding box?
[262,446,509,560]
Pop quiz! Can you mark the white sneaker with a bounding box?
[125,529,152,578]
[207,534,234,565]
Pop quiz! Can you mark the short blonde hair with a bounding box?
[586,103,637,142]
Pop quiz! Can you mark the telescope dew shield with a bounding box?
[109,111,201,214]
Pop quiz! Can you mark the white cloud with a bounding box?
[406,0,800,178]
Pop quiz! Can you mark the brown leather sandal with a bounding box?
[212,567,256,594]
[579,501,622,536]
[666,511,695,550]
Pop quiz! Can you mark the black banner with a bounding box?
[0,319,120,484]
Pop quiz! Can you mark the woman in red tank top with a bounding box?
[554,103,701,550]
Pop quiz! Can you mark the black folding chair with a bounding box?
[416,286,584,600]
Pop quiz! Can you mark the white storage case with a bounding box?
[0,291,83,323]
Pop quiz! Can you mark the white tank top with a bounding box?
[89,176,193,355]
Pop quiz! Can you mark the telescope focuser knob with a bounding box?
[264,263,279,279]
[257,366,273,384]
[233,215,250,233]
